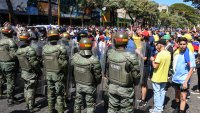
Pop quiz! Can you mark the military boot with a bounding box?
[56,96,64,113]
[7,98,15,106]
[87,107,95,113]
[48,102,55,113]
[27,99,38,113]
[0,85,6,99]
[0,85,2,95]
[74,109,81,113]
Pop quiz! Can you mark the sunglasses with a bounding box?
[179,43,186,45]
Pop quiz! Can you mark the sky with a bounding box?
[153,0,192,6]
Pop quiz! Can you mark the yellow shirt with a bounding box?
[154,34,159,42]
[187,43,194,53]
[133,35,142,49]
[152,50,171,83]
[183,33,192,41]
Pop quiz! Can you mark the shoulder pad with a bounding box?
[27,46,35,51]
[124,52,137,59]
[72,53,80,60]
[7,39,16,47]
[107,49,115,56]
[89,55,99,63]
[124,52,138,64]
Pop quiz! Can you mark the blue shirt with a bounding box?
[172,51,196,84]
[126,39,136,53]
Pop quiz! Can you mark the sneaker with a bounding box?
[187,92,190,99]
[179,110,185,113]
[172,109,179,113]
[138,100,147,108]
[149,109,162,113]
[191,89,200,95]
[136,99,142,102]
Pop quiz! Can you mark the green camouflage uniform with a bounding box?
[106,49,140,113]
[0,34,18,104]
[16,46,40,111]
[72,53,102,113]
[42,44,68,113]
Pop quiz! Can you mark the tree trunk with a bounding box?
[128,12,134,25]
[6,0,18,25]
[110,8,115,26]
[48,0,52,24]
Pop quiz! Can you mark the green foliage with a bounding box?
[168,3,200,27]
[159,12,191,28]
[184,0,200,9]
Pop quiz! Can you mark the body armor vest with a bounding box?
[43,45,61,72]
[108,50,132,86]
[73,54,94,85]
[17,48,32,71]
[0,45,12,61]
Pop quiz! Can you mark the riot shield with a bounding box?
[0,31,2,40]
[96,46,108,108]
[31,40,47,95]
[65,40,76,102]
[138,41,146,85]
[0,70,6,98]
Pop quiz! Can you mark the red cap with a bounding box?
[99,35,105,40]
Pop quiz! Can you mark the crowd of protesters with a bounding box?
[1,22,200,113]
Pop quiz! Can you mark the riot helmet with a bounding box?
[61,32,70,39]
[112,31,128,48]
[78,31,88,42]
[1,25,13,36]
[47,29,60,42]
[79,38,92,56]
[19,31,30,41]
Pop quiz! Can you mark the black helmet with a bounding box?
[79,38,92,56]
[47,30,60,41]
[79,31,88,38]
[1,25,13,34]
[112,31,128,47]
[19,31,30,41]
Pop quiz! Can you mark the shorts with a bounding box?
[141,66,150,85]
[172,82,188,92]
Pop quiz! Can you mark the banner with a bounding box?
[38,2,58,16]
[0,0,28,12]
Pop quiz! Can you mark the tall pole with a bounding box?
[58,0,60,25]
[48,0,52,24]
[9,13,11,23]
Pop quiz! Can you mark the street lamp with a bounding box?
[102,7,106,26]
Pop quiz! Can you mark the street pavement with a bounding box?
[0,72,200,113]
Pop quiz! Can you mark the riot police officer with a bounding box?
[0,25,18,105]
[58,32,74,101]
[106,32,140,113]
[71,38,102,113]
[16,31,40,112]
[42,30,68,113]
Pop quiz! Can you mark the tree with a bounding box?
[159,12,191,28]
[6,0,18,24]
[169,3,200,26]
[76,0,97,26]
[184,0,200,9]
[124,0,159,26]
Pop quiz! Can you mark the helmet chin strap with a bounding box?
[79,50,92,58]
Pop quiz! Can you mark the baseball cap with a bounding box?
[157,39,166,45]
